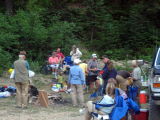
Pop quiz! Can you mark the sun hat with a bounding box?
[74,59,81,64]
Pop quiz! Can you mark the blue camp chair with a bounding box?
[64,56,73,66]
[126,85,140,115]
[127,85,138,101]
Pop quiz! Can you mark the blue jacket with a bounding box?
[68,65,85,85]
[102,64,117,81]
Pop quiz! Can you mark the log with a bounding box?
[38,90,49,107]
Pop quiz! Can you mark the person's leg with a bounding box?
[84,109,92,120]
[77,85,84,107]
[95,79,100,90]
[103,80,107,94]
[54,64,59,79]
[15,82,22,107]
[21,82,29,108]
[85,101,96,120]
[50,65,56,78]
[88,76,95,92]
[70,84,78,106]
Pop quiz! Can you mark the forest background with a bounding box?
[0,0,160,74]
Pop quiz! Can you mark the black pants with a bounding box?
[103,80,108,94]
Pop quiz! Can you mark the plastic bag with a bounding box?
[10,70,35,79]
[10,70,15,79]
[29,70,35,77]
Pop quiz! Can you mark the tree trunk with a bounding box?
[5,0,13,15]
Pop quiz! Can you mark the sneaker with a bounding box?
[65,88,72,93]
[79,108,85,114]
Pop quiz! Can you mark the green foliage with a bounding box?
[0,48,11,75]
[29,61,41,73]
[105,49,132,60]
[0,0,159,67]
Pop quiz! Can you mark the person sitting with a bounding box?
[116,70,133,92]
[48,51,60,79]
[85,82,116,120]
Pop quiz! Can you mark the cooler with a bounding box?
[132,109,149,120]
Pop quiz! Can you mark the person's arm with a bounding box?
[48,57,52,64]
[133,68,141,81]
[61,53,65,59]
[56,57,60,64]
[87,61,97,71]
[102,65,108,78]
[85,64,88,74]
[80,69,85,85]
[68,70,71,84]
[76,48,82,57]
[25,61,30,70]
[70,51,73,56]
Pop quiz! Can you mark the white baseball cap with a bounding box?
[74,59,81,64]
[92,54,97,58]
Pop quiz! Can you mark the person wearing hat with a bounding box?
[87,54,99,91]
[68,59,85,107]
[70,45,82,62]
[13,51,30,108]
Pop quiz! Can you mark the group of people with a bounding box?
[12,45,142,117]
[12,45,83,108]
[67,48,142,120]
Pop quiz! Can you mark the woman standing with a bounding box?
[68,59,85,107]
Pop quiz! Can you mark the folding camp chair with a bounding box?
[91,103,115,120]
[91,88,128,120]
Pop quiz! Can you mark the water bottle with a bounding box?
[141,76,144,82]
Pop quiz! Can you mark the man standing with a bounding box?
[87,54,100,91]
[14,51,29,108]
[132,60,142,89]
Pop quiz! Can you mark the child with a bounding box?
[85,82,116,120]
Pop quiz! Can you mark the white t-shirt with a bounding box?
[99,95,115,114]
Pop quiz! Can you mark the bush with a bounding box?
[0,48,11,75]
[29,61,42,73]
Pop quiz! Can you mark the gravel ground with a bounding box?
[149,100,160,120]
